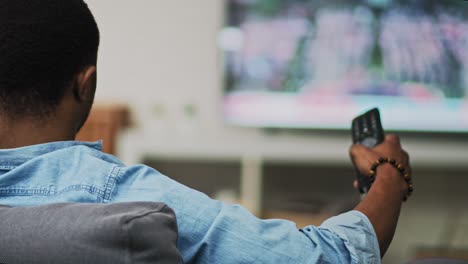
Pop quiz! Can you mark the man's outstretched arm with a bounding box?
[111,134,411,263]
[114,168,382,263]
[351,134,411,257]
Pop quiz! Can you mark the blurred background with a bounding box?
[83,1,468,263]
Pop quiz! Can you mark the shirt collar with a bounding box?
[0,141,103,168]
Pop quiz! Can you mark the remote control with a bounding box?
[351,108,385,193]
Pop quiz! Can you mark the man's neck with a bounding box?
[0,116,76,149]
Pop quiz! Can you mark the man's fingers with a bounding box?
[385,134,401,147]
[353,180,358,189]
[349,144,369,159]
[349,143,379,174]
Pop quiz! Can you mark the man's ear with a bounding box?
[72,66,97,103]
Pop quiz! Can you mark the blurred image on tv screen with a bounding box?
[221,0,468,132]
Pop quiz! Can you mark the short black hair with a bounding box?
[0,0,99,118]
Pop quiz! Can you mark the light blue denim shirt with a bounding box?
[0,141,380,264]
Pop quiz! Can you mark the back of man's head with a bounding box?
[0,0,99,118]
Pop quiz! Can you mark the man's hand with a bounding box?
[350,134,412,257]
[350,134,411,197]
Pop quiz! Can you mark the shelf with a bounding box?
[118,127,468,168]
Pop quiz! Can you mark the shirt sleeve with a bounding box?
[112,165,381,264]
[315,211,381,264]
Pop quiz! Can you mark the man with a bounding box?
[0,0,412,263]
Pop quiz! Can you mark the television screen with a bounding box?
[221,0,468,132]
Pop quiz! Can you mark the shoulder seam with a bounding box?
[102,165,124,202]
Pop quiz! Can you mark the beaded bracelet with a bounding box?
[369,157,413,202]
